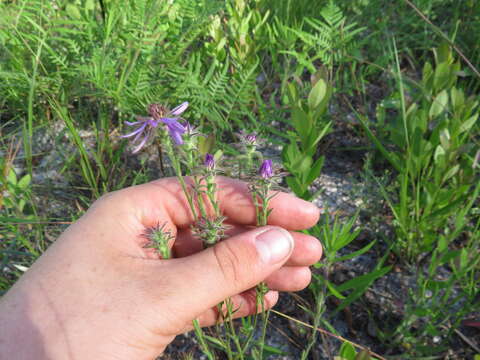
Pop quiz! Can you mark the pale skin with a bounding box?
[0,177,322,360]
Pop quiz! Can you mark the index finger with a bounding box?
[149,176,320,230]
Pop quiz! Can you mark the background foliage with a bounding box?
[1,0,479,358]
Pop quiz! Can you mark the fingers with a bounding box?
[173,227,322,267]
[194,290,279,329]
[183,266,312,330]
[264,266,311,291]
[140,177,320,230]
[155,226,293,319]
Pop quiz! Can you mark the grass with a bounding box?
[1,0,479,358]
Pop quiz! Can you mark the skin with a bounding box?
[0,177,322,360]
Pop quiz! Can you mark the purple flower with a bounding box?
[121,116,159,154]
[245,133,257,145]
[122,102,189,152]
[204,153,215,170]
[259,159,273,179]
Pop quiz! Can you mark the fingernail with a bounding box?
[255,227,293,264]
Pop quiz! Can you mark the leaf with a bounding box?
[450,87,465,110]
[355,350,372,360]
[308,78,327,110]
[17,174,31,190]
[429,90,448,118]
[306,156,325,184]
[357,115,402,172]
[334,266,392,314]
[442,164,459,182]
[7,168,17,185]
[459,114,478,133]
[433,145,445,164]
[337,266,392,293]
[197,135,215,155]
[65,4,82,19]
[334,240,376,263]
[326,280,346,300]
[339,342,356,359]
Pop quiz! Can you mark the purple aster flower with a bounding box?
[259,159,273,179]
[122,102,189,152]
[121,116,159,154]
[204,153,215,170]
[245,133,257,145]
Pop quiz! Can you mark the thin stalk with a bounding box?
[270,309,388,360]
[163,137,198,220]
[192,320,215,360]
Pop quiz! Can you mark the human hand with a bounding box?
[0,177,321,360]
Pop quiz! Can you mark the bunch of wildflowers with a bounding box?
[122,102,287,358]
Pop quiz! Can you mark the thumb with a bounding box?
[167,226,294,316]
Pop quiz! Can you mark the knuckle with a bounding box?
[212,241,244,285]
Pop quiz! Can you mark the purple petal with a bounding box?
[169,129,184,145]
[170,102,189,116]
[132,135,148,154]
[125,120,141,126]
[167,121,186,134]
[121,123,147,138]
[132,128,145,143]
[161,117,180,124]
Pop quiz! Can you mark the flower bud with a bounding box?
[259,159,273,179]
[204,153,215,170]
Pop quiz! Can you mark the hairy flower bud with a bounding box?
[204,153,215,170]
[259,159,273,179]
[245,133,257,145]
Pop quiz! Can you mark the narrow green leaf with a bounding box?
[334,240,376,263]
[326,280,346,300]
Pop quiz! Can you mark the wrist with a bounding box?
[0,278,71,360]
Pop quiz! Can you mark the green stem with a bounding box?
[164,137,198,220]
[192,319,215,360]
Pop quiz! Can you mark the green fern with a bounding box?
[284,1,365,74]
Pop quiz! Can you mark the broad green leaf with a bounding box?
[339,342,356,359]
[433,62,451,92]
[433,145,445,164]
[66,4,82,19]
[305,121,332,154]
[355,350,372,360]
[451,87,464,110]
[308,79,327,110]
[459,114,478,133]
[7,168,17,185]
[439,129,450,150]
[197,134,215,155]
[17,174,31,190]
[85,0,95,11]
[429,90,448,118]
[442,164,459,182]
